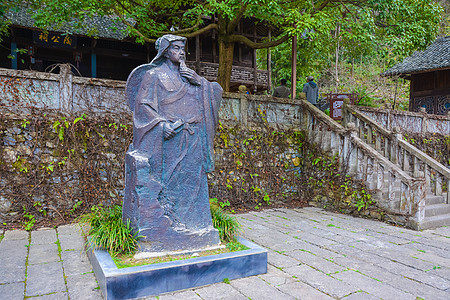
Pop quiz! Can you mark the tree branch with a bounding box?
[160,13,203,34]
[179,23,218,38]
[225,33,290,49]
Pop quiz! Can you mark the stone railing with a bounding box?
[301,101,427,228]
[354,105,450,135]
[343,104,450,205]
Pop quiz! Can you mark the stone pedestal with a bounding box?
[122,150,220,252]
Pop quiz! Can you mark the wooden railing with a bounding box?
[343,104,450,205]
[301,101,427,226]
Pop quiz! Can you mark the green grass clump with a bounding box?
[79,204,139,255]
[79,199,241,256]
[210,198,241,243]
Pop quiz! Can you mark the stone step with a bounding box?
[425,194,447,205]
[418,214,450,230]
[425,203,450,217]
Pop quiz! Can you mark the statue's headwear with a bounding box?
[149,34,187,67]
[126,34,187,111]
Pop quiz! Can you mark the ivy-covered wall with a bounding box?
[0,106,386,230]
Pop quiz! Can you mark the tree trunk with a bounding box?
[217,38,234,92]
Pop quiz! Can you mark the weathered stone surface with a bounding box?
[66,272,102,300]
[61,249,92,276]
[31,228,57,245]
[230,276,295,300]
[0,282,24,299]
[283,264,357,298]
[195,282,248,300]
[28,243,59,265]
[26,261,66,297]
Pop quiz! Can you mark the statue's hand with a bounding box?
[163,122,176,140]
[163,120,183,140]
[179,61,201,86]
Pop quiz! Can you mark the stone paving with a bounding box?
[1,207,449,299]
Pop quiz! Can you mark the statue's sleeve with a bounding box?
[133,71,166,151]
[202,78,223,173]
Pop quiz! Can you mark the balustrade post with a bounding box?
[413,156,420,177]
[356,149,364,179]
[425,164,431,193]
[390,126,402,164]
[403,150,410,173]
[367,125,373,145]
[344,123,357,172]
[375,134,381,151]
[447,179,450,204]
[388,171,396,211]
[367,157,376,190]
[436,174,442,195]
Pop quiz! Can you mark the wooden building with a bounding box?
[382,36,450,115]
[1,7,271,92]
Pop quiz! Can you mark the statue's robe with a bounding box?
[123,62,222,251]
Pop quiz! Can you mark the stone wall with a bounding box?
[0,67,307,228]
[0,66,302,127]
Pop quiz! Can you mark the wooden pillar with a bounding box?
[11,42,18,69]
[91,39,97,78]
[253,25,257,93]
[291,35,297,99]
[212,18,216,63]
[196,35,201,73]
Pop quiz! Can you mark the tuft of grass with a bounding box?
[210,198,241,243]
[78,204,140,256]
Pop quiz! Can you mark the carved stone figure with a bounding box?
[123,34,223,252]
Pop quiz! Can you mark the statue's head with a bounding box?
[150,34,187,67]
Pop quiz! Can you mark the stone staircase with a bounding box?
[299,100,450,230]
[341,105,450,230]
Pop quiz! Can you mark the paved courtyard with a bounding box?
[1,207,449,299]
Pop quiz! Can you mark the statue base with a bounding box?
[87,237,267,300]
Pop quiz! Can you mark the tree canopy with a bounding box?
[1,0,445,91]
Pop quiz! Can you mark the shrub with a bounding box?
[79,204,139,256]
[210,198,241,242]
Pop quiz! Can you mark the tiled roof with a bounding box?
[382,36,450,76]
[5,6,130,40]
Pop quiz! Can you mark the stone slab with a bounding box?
[0,282,24,299]
[26,261,66,297]
[31,228,57,245]
[87,237,267,299]
[28,243,59,265]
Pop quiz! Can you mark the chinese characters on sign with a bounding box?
[327,93,358,121]
[33,30,77,48]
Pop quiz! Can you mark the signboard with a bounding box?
[327,93,358,120]
[33,30,77,48]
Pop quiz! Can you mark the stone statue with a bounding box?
[122,34,223,252]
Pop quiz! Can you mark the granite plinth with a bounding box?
[87,238,267,300]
